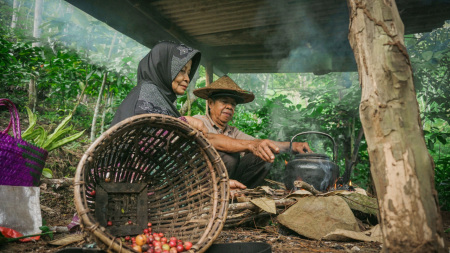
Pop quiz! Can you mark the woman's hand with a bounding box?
[184,116,209,135]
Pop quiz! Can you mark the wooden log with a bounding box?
[339,193,378,216]
[293,180,320,195]
[41,178,74,188]
[224,213,272,228]
[228,198,296,211]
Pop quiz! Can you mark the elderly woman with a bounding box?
[110,41,206,133]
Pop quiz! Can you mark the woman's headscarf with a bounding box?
[110,42,201,126]
[137,42,201,105]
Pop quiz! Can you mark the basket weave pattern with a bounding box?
[74,114,229,253]
[0,98,48,186]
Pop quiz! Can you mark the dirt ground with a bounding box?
[0,181,449,253]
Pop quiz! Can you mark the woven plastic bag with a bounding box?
[0,99,48,186]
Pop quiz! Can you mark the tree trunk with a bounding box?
[100,92,107,134]
[347,0,445,252]
[28,75,37,112]
[262,74,270,98]
[29,0,41,109]
[342,126,364,184]
[11,0,19,29]
[90,33,116,140]
[100,89,112,134]
[90,72,107,141]
[26,1,33,30]
[32,0,43,47]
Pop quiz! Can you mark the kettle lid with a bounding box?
[292,153,331,160]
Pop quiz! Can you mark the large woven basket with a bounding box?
[74,114,230,253]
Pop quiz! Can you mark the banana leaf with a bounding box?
[22,107,37,139]
[19,108,84,152]
[46,130,85,151]
[33,126,47,147]
[45,113,73,142]
[42,126,73,149]
[35,127,48,148]
[23,127,44,142]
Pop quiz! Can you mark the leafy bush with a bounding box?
[22,107,85,152]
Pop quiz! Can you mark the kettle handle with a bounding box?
[289,131,337,162]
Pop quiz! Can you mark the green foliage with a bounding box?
[22,106,85,152]
[406,22,450,210]
[226,73,369,185]
[0,28,44,98]
[42,168,53,179]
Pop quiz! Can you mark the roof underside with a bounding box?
[66,0,450,74]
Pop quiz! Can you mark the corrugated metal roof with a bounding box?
[66,0,450,74]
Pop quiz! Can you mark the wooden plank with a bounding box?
[95,185,108,227]
[205,61,213,115]
[100,182,146,193]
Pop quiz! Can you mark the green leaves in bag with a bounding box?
[22,107,85,152]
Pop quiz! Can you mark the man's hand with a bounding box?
[184,116,209,136]
[292,142,313,154]
[229,179,247,198]
[206,135,282,162]
[248,139,280,163]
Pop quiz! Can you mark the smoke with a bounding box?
[252,0,355,74]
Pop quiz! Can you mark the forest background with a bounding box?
[0,0,448,210]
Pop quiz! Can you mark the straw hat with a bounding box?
[193,75,255,104]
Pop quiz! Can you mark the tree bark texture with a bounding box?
[347,1,445,252]
[32,0,43,47]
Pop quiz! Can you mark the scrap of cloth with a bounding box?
[110,42,201,127]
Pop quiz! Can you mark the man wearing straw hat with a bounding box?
[194,76,312,189]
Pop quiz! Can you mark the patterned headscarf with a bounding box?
[137,42,201,106]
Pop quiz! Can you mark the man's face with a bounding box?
[208,96,237,126]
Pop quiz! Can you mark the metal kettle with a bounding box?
[284,131,340,192]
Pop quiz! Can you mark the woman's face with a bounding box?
[172,60,192,95]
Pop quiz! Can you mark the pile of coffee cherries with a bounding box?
[121,222,193,253]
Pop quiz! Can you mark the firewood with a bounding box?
[228,198,296,211]
[293,180,321,195]
[40,204,56,214]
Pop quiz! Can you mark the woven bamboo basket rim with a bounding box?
[74,114,230,253]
